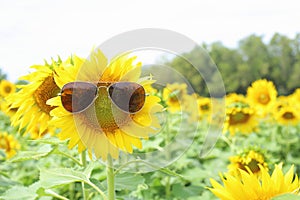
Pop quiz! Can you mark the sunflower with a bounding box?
[47,50,163,160]
[228,150,268,177]
[223,105,258,136]
[0,132,20,159]
[274,106,300,126]
[197,97,212,120]
[6,59,62,136]
[209,163,299,200]
[0,80,16,98]
[246,79,277,116]
[162,83,190,113]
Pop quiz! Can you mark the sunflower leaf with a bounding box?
[8,144,53,163]
[115,173,145,191]
[28,137,65,145]
[0,182,41,200]
[39,168,89,188]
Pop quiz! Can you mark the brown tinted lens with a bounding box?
[108,82,145,113]
[61,82,98,113]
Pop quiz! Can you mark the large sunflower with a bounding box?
[0,80,16,98]
[209,163,299,200]
[246,79,277,116]
[0,132,20,159]
[6,60,62,136]
[228,150,268,178]
[47,50,163,160]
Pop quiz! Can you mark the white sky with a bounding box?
[0,0,299,81]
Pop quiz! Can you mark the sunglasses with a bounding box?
[60,81,146,114]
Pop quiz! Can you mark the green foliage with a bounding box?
[272,194,300,200]
[162,33,300,96]
[1,107,300,199]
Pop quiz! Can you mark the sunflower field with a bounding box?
[0,49,300,200]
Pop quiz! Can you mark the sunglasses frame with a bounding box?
[60,81,146,114]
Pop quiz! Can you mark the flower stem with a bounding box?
[165,176,171,199]
[80,151,88,200]
[107,155,115,200]
[165,113,171,199]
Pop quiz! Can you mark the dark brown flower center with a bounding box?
[238,159,260,174]
[169,89,183,103]
[4,86,12,93]
[229,112,250,125]
[33,76,60,114]
[283,112,295,119]
[0,138,9,151]
[200,104,210,111]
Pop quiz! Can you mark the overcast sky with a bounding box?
[0,0,299,81]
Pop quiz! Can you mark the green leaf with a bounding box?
[9,144,53,162]
[115,173,145,191]
[0,182,40,200]
[0,175,18,187]
[157,167,183,178]
[83,162,97,178]
[171,184,201,198]
[271,194,300,200]
[40,168,89,188]
[28,137,64,145]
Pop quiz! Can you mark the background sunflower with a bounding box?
[0,132,20,159]
[246,79,277,116]
[6,59,62,137]
[223,106,258,136]
[0,80,15,98]
[228,149,268,177]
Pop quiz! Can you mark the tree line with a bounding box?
[160,33,300,97]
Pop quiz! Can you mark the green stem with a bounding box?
[81,151,88,200]
[165,176,171,199]
[86,180,107,200]
[45,189,69,200]
[69,183,74,200]
[55,149,82,166]
[117,159,182,177]
[107,155,115,200]
[81,151,87,167]
[165,113,171,199]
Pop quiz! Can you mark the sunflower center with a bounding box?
[246,159,260,173]
[4,86,12,93]
[33,76,60,114]
[0,138,9,150]
[258,93,270,104]
[283,112,295,119]
[169,90,183,103]
[229,112,250,125]
[79,87,131,133]
[200,104,210,111]
[238,159,260,174]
